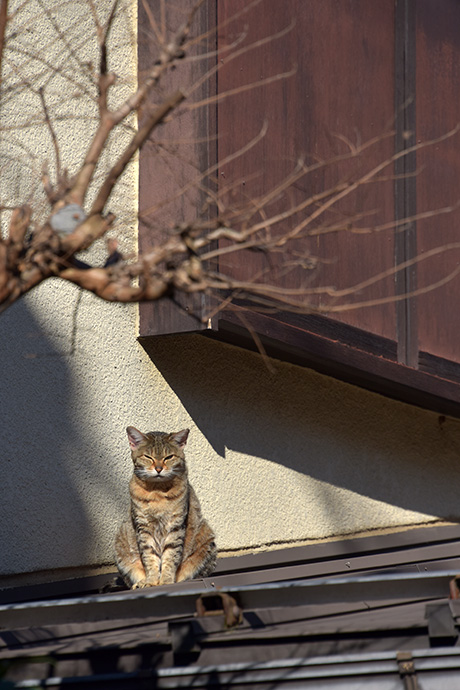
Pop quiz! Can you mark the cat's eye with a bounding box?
[143,454,153,461]
[164,454,174,461]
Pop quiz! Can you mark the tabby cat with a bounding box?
[115,426,217,588]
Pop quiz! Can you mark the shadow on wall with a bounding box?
[141,333,460,525]
[0,298,93,577]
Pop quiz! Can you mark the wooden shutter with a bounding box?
[137,0,216,335]
[415,0,460,370]
[138,0,460,416]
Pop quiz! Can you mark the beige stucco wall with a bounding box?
[3,312,460,583]
[141,334,460,556]
[2,0,460,586]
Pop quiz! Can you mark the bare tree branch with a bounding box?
[0,0,8,88]
[0,0,459,329]
[89,89,186,217]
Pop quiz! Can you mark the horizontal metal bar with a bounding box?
[212,523,460,576]
[211,554,460,589]
[0,570,456,631]
[13,649,460,688]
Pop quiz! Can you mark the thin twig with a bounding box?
[90,89,186,216]
[38,87,61,181]
[0,0,9,87]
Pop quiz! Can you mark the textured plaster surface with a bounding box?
[3,305,460,577]
[142,335,460,555]
[2,2,460,581]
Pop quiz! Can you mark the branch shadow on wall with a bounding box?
[141,332,460,529]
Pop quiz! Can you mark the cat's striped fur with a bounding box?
[115,426,217,588]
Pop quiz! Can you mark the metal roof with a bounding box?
[2,524,460,688]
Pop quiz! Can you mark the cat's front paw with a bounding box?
[159,575,175,586]
[132,580,146,589]
[132,577,159,589]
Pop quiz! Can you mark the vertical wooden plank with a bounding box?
[394,0,418,367]
[138,0,216,336]
[216,0,396,340]
[415,0,460,364]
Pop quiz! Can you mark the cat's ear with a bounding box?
[126,426,147,451]
[171,429,190,448]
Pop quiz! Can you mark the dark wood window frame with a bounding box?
[138,0,460,419]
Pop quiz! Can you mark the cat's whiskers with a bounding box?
[134,467,174,481]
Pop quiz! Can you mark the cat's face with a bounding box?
[126,426,189,482]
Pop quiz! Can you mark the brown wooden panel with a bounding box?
[138,0,216,336]
[216,0,396,339]
[415,0,460,363]
[135,0,460,411]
